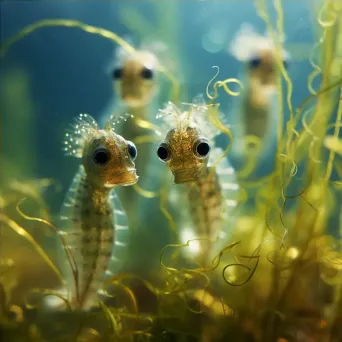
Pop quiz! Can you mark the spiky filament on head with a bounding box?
[63,113,134,158]
[63,114,98,158]
[157,95,220,143]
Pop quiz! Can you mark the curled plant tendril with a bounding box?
[206,66,220,101]
[99,301,122,337]
[166,269,210,295]
[206,104,235,170]
[222,254,260,287]
[292,14,342,161]
[159,240,205,290]
[302,110,322,164]
[210,241,241,270]
[278,154,298,182]
[102,281,139,313]
[205,71,239,175]
[277,184,311,241]
[264,203,288,243]
[324,86,342,183]
[99,301,154,339]
[318,1,339,28]
[109,310,154,338]
[266,250,287,270]
[206,66,243,101]
[16,198,81,303]
[104,273,191,318]
[273,0,295,120]
[308,38,324,96]
[160,239,240,273]
[160,240,240,294]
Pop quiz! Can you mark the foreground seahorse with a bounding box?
[58,113,138,310]
[156,97,240,267]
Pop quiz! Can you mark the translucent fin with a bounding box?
[57,166,86,295]
[106,190,130,276]
[63,113,98,158]
[214,150,240,242]
[58,167,130,308]
[59,165,85,223]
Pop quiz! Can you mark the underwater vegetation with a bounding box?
[2,0,342,341]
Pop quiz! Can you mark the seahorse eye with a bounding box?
[112,68,123,80]
[93,147,110,165]
[127,141,137,160]
[157,143,170,162]
[194,138,210,158]
[248,57,262,69]
[141,67,154,80]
